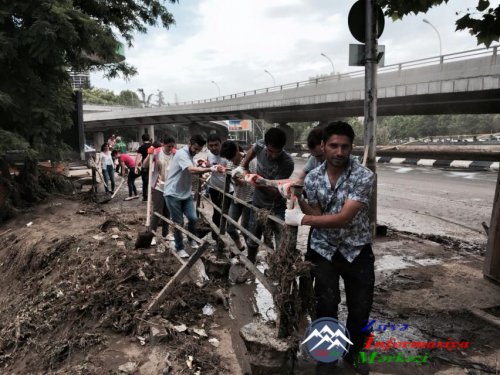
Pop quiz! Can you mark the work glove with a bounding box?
[244,173,262,186]
[210,165,226,173]
[285,197,305,226]
[231,166,246,178]
[276,180,296,199]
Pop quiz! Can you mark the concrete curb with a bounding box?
[292,153,499,171]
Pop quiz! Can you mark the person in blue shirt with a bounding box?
[164,134,223,258]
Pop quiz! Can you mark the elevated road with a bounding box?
[84,46,500,131]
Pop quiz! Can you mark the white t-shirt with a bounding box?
[100,152,113,167]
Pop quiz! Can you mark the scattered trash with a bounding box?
[186,355,194,369]
[136,336,146,346]
[118,361,138,374]
[208,337,220,347]
[92,235,104,241]
[26,222,33,227]
[56,290,64,298]
[192,328,208,337]
[202,303,216,316]
[111,234,119,239]
[173,324,187,333]
[117,241,125,247]
[138,268,148,281]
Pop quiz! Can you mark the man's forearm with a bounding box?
[298,199,321,215]
[302,213,349,228]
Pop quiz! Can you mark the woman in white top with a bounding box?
[100,143,115,193]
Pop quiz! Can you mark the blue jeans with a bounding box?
[165,196,198,251]
[102,165,115,192]
[226,201,251,242]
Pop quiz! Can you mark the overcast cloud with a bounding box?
[91,0,500,104]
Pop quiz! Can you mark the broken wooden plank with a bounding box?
[142,241,210,317]
[196,208,276,295]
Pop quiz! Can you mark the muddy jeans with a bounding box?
[165,195,197,251]
[245,206,285,263]
[226,201,251,243]
[308,244,375,356]
[150,189,169,237]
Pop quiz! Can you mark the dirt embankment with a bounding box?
[0,196,235,374]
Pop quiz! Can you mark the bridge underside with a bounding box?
[84,89,500,130]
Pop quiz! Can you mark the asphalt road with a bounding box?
[293,158,497,243]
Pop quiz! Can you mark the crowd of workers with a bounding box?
[96,122,375,374]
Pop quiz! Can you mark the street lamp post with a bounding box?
[264,69,276,86]
[423,19,442,57]
[320,52,335,74]
[211,80,221,97]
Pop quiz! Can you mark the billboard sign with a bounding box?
[226,120,253,132]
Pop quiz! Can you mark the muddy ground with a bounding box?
[0,176,499,375]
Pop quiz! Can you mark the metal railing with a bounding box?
[175,45,498,106]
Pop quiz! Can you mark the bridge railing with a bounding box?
[176,45,498,106]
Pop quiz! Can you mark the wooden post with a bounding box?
[219,171,232,235]
[91,166,97,193]
[277,185,303,339]
[484,168,500,283]
[196,175,202,209]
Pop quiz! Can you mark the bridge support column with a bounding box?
[137,125,146,141]
[277,123,294,150]
[93,132,104,150]
[146,125,155,142]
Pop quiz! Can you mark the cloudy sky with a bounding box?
[91,0,498,104]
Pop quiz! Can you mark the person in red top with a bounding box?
[112,150,139,200]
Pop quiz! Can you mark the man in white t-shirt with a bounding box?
[145,136,176,239]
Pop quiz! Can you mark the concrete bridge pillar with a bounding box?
[93,132,104,150]
[146,125,155,142]
[137,125,146,142]
[277,123,294,150]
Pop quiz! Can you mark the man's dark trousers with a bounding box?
[308,244,375,356]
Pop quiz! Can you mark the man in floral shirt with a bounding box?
[285,121,375,374]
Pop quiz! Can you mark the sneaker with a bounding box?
[190,240,199,249]
[343,354,370,375]
[177,249,189,258]
[165,234,175,241]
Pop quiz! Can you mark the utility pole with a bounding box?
[364,0,378,235]
[483,169,500,283]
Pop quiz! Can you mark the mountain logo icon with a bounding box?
[301,318,352,363]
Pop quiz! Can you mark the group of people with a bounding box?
[98,121,376,374]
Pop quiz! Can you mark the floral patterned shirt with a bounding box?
[304,156,375,263]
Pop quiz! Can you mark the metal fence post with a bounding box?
[196,175,202,209]
[219,171,232,235]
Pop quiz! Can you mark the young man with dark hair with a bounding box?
[206,134,233,230]
[297,126,325,183]
[135,133,153,201]
[144,137,176,241]
[238,127,294,263]
[220,140,255,251]
[285,121,375,374]
[164,134,224,258]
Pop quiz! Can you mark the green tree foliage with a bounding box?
[379,0,499,47]
[378,114,500,141]
[0,0,176,151]
[83,88,141,107]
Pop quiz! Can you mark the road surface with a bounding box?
[293,159,496,243]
